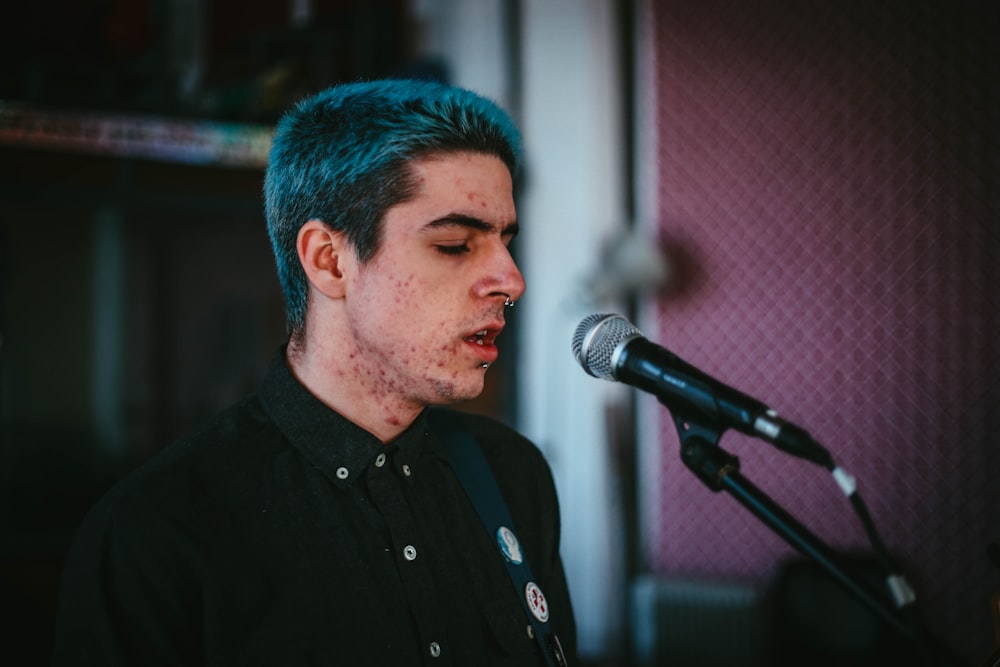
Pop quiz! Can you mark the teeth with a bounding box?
[469,330,488,345]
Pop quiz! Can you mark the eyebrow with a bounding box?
[424,214,520,238]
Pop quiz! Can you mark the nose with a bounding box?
[479,243,526,304]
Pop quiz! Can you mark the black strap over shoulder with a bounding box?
[428,410,567,667]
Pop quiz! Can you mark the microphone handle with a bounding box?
[618,338,833,467]
[617,338,768,433]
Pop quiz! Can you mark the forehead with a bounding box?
[409,151,513,192]
[392,152,516,227]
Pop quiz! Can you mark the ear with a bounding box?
[297,220,351,299]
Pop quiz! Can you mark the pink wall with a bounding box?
[647,1,998,662]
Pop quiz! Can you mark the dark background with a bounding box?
[0,2,514,664]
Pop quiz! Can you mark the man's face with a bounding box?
[342,152,525,410]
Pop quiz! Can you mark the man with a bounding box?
[52,80,576,665]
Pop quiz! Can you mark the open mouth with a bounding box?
[464,329,495,346]
[463,326,501,365]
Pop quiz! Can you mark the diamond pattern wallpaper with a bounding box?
[645,1,998,663]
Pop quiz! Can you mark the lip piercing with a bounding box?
[482,363,490,369]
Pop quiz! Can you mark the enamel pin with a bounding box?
[524,581,549,623]
[496,526,523,565]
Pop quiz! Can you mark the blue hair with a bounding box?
[263,79,523,339]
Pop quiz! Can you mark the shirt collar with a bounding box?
[257,347,432,488]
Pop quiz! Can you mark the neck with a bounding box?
[286,333,422,444]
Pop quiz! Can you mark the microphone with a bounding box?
[572,313,832,467]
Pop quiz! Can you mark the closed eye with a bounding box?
[435,243,470,256]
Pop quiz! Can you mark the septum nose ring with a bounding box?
[503,295,515,307]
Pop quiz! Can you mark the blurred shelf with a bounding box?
[0,101,272,169]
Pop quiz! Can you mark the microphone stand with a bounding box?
[671,416,917,645]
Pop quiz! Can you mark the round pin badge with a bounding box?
[496,526,523,565]
[524,581,549,623]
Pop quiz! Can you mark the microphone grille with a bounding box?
[572,313,643,380]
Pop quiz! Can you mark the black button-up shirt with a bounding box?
[52,350,576,665]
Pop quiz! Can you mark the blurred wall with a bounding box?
[516,0,632,659]
[638,1,999,664]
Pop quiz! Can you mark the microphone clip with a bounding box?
[671,412,740,492]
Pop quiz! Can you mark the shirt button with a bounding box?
[403,545,417,561]
[375,453,387,468]
[429,642,441,658]
[336,467,349,480]
[401,464,412,477]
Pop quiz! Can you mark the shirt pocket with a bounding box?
[482,598,540,664]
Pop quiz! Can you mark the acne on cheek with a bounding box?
[392,277,415,304]
[350,362,372,378]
